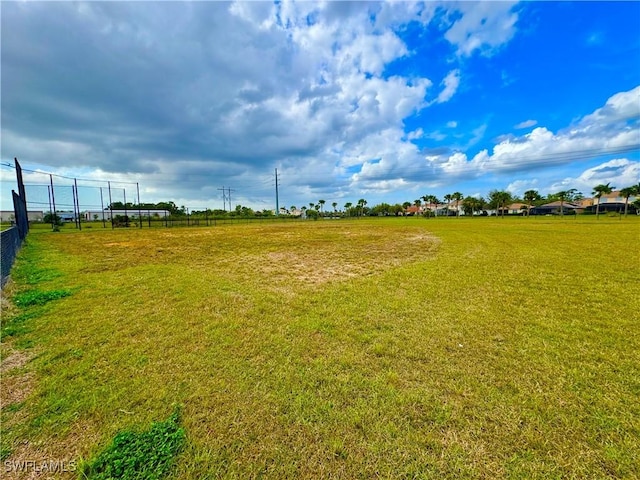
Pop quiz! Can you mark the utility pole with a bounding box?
[275,168,280,216]
[73,178,81,230]
[218,186,227,212]
[49,174,57,231]
[227,187,235,211]
[108,181,113,229]
[123,188,128,226]
[218,186,236,212]
[100,187,106,228]
[137,182,142,228]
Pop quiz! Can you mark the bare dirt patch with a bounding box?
[1,350,31,374]
[249,229,440,286]
[1,372,34,410]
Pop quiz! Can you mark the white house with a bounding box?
[83,209,170,221]
[0,210,44,222]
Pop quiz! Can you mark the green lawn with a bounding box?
[1,216,639,479]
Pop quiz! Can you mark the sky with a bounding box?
[1,0,639,212]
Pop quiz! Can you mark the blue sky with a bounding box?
[1,1,639,212]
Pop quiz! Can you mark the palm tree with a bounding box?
[593,183,614,219]
[431,196,441,216]
[462,196,475,216]
[420,195,432,216]
[414,199,421,216]
[290,205,296,214]
[619,185,638,217]
[332,202,338,215]
[477,196,486,214]
[488,190,512,218]
[357,198,367,217]
[318,199,326,217]
[309,202,314,211]
[452,192,463,217]
[463,196,482,216]
[555,189,576,217]
[344,202,353,217]
[523,189,541,217]
[443,194,452,217]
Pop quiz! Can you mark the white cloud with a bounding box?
[548,159,640,195]
[436,69,461,103]
[506,179,539,197]
[444,2,520,57]
[447,121,458,128]
[407,128,424,140]
[441,152,469,174]
[434,86,640,177]
[580,86,640,125]
[515,119,537,129]
[466,124,488,148]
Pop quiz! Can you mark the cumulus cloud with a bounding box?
[548,159,640,195]
[432,85,640,177]
[2,1,437,205]
[506,179,538,196]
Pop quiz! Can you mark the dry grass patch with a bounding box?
[254,229,439,286]
[1,372,34,410]
[1,349,31,374]
[46,221,440,291]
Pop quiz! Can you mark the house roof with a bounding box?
[507,203,527,210]
[538,201,580,209]
[600,190,623,199]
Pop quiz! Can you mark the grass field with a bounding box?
[1,216,639,479]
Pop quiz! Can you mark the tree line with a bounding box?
[302,182,639,218]
[103,182,639,221]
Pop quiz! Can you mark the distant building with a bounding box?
[0,210,44,222]
[83,209,170,221]
[530,201,581,215]
[502,203,528,215]
[586,190,638,214]
[404,205,424,216]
